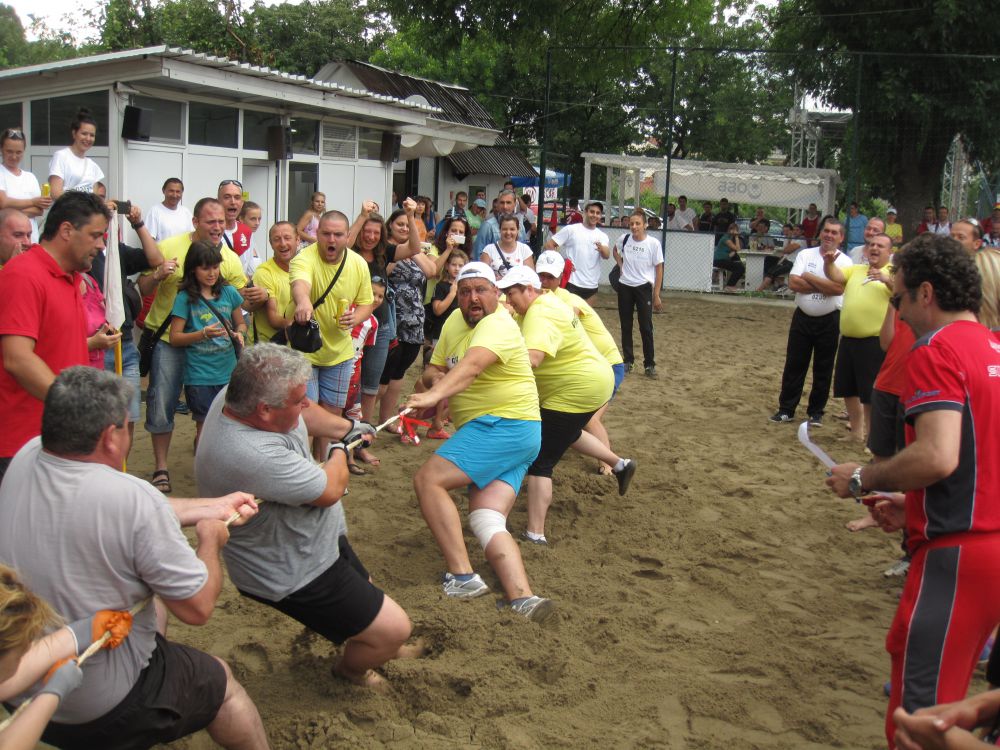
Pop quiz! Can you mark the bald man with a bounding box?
[0,208,32,268]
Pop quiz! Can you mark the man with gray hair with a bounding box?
[0,366,267,750]
[472,189,527,256]
[195,344,417,689]
[849,216,887,264]
[0,207,32,267]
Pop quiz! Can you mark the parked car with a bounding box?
[530,201,565,226]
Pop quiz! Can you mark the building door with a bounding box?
[242,160,275,261]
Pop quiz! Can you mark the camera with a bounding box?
[115,200,132,215]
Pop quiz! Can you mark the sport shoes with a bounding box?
[808,414,823,428]
[644,365,658,378]
[500,595,556,623]
[519,531,548,546]
[624,362,634,374]
[883,559,910,578]
[769,411,794,423]
[614,459,636,496]
[442,572,489,599]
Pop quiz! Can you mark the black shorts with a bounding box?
[380,340,422,384]
[240,536,384,645]
[39,633,226,750]
[527,407,597,478]
[565,282,597,300]
[833,335,885,403]
[867,387,906,459]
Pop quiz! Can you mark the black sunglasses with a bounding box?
[3,129,25,140]
[889,292,904,311]
[218,179,243,190]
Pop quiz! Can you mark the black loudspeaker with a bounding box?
[266,126,292,160]
[380,132,401,163]
[121,105,151,141]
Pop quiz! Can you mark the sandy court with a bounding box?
[107,293,987,749]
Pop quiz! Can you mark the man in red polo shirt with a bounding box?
[0,192,110,484]
[827,233,1000,749]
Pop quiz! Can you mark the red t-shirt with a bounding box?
[873,317,916,396]
[0,246,89,457]
[801,215,820,240]
[224,222,253,256]
[901,320,1000,553]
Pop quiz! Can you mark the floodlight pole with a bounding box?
[659,48,679,247]
[535,47,553,256]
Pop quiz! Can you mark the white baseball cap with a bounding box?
[496,265,541,290]
[535,250,565,277]
[456,261,496,285]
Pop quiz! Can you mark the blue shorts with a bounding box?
[611,362,625,399]
[436,415,541,492]
[105,338,141,422]
[306,358,354,409]
[185,384,225,422]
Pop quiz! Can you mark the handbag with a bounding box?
[272,251,348,353]
[138,316,171,377]
[609,234,629,293]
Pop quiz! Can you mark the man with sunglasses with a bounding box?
[826,233,1000,749]
[217,179,252,257]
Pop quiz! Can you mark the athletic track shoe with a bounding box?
[442,572,489,599]
[769,411,794,423]
[501,596,556,623]
[615,459,636,496]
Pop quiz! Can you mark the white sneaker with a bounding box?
[883,559,910,578]
[505,596,556,623]
[442,572,489,599]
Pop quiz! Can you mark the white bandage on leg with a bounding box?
[468,508,508,550]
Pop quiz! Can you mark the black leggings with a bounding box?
[380,341,422,384]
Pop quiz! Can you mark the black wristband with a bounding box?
[130,221,144,231]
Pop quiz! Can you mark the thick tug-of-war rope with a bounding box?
[345,408,412,452]
[0,509,248,732]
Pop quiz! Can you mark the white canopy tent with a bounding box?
[580,152,840,217]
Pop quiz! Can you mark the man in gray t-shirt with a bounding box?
[0,366,267,750]
[196,343,421,690]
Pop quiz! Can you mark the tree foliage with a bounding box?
[769,0,1000,231]
[0,3,79,69]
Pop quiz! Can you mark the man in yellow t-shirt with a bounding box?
[536,250,626,476]
[404,262,553,622]
[290,210,374,419]
[498,266,636,545]
[250,221,296,343]
[825,232,893,442]
[141,197,250,493]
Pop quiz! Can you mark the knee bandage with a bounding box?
[468,509,508,550]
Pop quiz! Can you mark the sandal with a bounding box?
[151,470,172,494]
[426,429,450,440]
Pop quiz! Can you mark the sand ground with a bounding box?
[53,293,993,748]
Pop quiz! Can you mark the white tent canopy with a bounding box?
[581,152,840,217]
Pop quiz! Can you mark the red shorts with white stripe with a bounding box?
[885,532,1000,747]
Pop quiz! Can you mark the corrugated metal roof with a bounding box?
[447,143,536,178]
[323,60,497,131]
[0,46,442,115]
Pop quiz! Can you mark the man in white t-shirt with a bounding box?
[770,218,851,426]
[612,210,663,376]
[543,199,610,300]
[675,196,697,231]
[145,177,193,241]
[848,216,885,264]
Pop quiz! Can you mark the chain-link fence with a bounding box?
[528,46,1000,294]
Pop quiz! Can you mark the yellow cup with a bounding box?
[241,191,250,201]
[42,183,51,198]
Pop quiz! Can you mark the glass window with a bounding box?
[289,117,318,155]
[0,103,24,132]
[30,90,109,147]
[131,96,183,142]
[358,127,383,161]
[188,102,238,148]
[242,110,281,151]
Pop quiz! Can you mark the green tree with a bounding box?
[769,0,1000,234]
[0,3,78,70]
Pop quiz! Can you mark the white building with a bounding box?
[0,46,516,254]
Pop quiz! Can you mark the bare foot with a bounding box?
[394,638,428,660]
[597,464,613,476]
[332,660,389,691]
[846,515,878,532]
[355,447,381,467]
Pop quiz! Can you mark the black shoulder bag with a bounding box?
[200,295,244,360]
[138,317,172,377]
[272,251,348,352]
[609,234,629,293]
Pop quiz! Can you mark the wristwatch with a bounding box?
[848,467,865,498]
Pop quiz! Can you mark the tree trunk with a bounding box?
[890,127,952,244]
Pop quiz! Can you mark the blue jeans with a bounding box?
[144,339,186,434]
[360,300,396,396]
[104,339,141,422]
